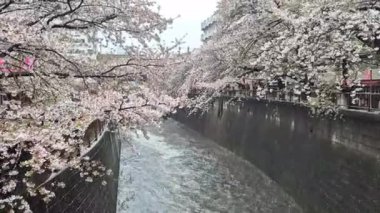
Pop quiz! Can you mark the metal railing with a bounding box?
[221,89,310,103]
[344,92,380,112]
[219,89,380,112]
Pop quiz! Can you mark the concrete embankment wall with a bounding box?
[174,97,380,213]
[29,129,121,213]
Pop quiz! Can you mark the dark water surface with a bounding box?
[117,120,302,213]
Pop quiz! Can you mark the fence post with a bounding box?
[369,84,373,112]
[337,92,348,109]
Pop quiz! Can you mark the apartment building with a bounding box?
[201,12,221,42]
[201,0,257,43]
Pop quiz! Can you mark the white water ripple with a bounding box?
[117,120,302,213]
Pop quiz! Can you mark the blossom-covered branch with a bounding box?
[0,0,180,211]
[170,0,380,111]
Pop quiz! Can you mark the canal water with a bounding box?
[117,120,302,213]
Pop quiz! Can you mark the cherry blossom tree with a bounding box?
[0,0,181,211]
[174,0,380,111]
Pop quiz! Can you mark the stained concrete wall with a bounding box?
[174,97,380,213]
[29,130,121,213]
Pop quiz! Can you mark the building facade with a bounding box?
[201,12,221,42]
[61,30,125,61]
[201,0,258,43]
[60,30,101,60]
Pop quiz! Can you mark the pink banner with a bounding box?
[0,56,35,73]
[0,58,10,73]
[24,56,34,71]
[363,69,373,80]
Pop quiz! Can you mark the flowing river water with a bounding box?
[117,120,302,213]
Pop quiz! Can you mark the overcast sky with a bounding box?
[156,0,218,50]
